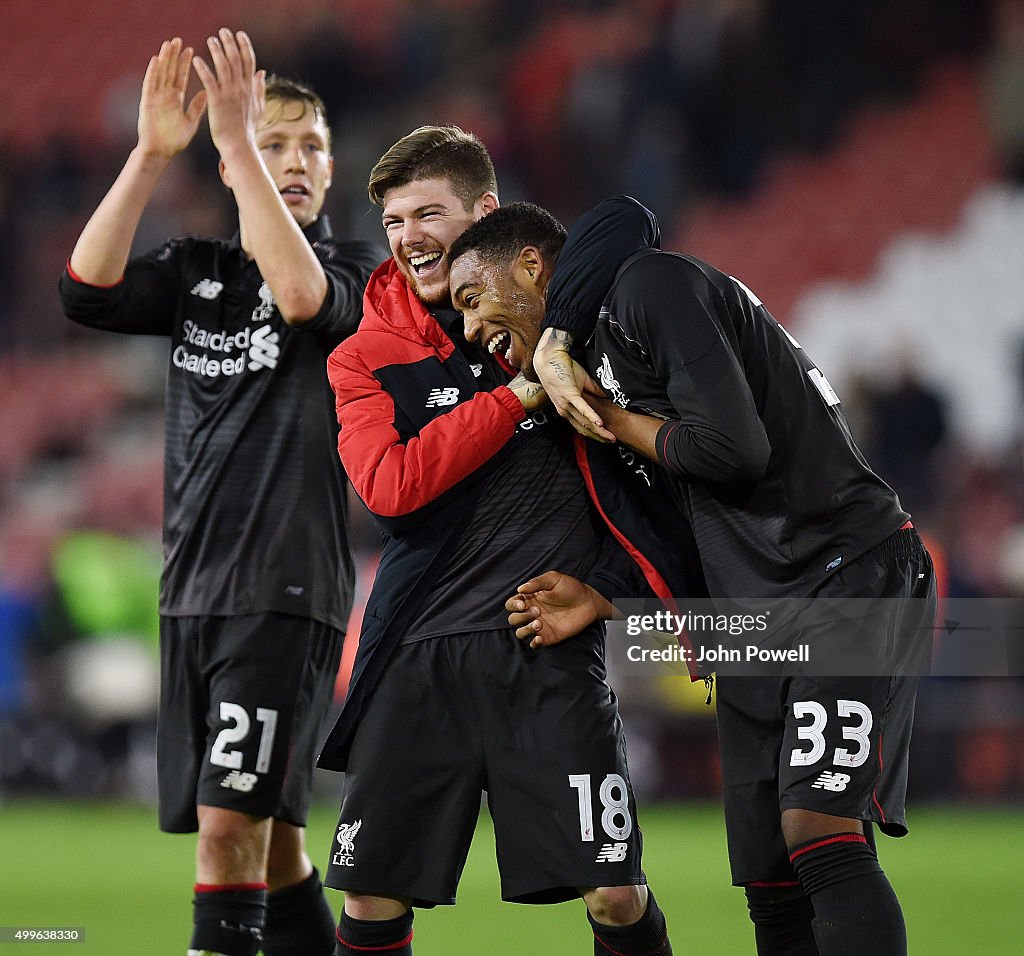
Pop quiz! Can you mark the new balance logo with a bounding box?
[470,364,483,377]
[248,324,280,371]
[220,771,259,792]
[425,387,459,407]
[595,842,628,863]
[332,820,362,867]
[190,278,224,300]
[811,771,852,792]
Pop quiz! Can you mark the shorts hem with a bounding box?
[322,876,454,908]
[778,797,906,838]
[502,877,646,905]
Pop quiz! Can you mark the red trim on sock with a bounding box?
[193,882,268,893]
[788,832,867,863]
[592,933,669,956]
[745,880,802,888]
[335,929,414,952]
[65,259,124,288]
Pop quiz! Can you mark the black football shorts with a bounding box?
[323,627,645,906]
[716,528,936,884]
[158,613,343,833]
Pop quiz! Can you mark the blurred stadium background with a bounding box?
[2,0,1024,952]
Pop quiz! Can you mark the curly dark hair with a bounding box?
[448,202,567,270]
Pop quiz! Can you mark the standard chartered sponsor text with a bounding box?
[173,321,279,377]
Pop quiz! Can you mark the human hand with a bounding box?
[534,328,616,442]
[507,372,548,412]
[137,38,207,159]
[192,28,265,158]
[506,571,609,649]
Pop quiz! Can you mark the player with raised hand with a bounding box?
[59,29,383,956]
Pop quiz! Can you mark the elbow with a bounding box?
[729,436,771,484]
[603,195,659,245]
[279,298,322,326]
[277,283,328,326]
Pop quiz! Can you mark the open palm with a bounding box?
[137,38,207,158]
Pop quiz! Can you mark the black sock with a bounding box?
[790,833,906,956]
[263,868,335,956]
[588,889,672,956]
[744,883,819,956]
[335,909,414,956]
[190,882,267,956]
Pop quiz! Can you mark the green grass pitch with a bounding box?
[0,800,1021,953]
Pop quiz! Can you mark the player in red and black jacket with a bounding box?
[447,198,937,956]
[317,126,674,956]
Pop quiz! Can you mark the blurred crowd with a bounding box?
[1,0,1023,801]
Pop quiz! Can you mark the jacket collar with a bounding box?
[360,258,455,357]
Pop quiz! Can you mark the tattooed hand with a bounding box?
[507,373,548,411]
[534,328,616,442]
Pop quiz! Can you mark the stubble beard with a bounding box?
[408,273,451,308]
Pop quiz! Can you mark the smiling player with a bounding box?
[58,30,382,956]
[316,127,674,956]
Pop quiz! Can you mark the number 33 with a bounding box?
[790,699,873,768]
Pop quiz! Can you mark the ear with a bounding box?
[218,158,231,189]
[325,155,334,192]
[476,190,499,217]
[514,246,549,290]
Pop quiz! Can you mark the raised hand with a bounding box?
[534,328,616,442]
[505,571,613,649]
[192,28,265,157]
[137,38,208,159]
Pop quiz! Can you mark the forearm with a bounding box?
[587,585,621,621]
[68,147,171,285]
[599,401,663,462]
[336,381,526,520]
[543,195,659,339]
[221,144,327,323]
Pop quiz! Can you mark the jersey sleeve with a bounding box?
[582,529,652,603]
[58,240,184,336]
[328,341,526,527]
[543,195,660,340]
[617,255,771,486]
[300,239,386,341]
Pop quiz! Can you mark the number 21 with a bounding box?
[210,702,279,773]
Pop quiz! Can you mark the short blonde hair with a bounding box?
[368,125,497,208]
[264,75,331,149]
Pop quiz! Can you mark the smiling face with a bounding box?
[255,96,333,228]
[450,248,548,375]
[381,178,498,306]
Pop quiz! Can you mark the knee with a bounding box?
[583,885,648,926]
[781,807,863,850]
[197,807,269,872]
[745,883,812,927]
[344,892,411,921]
[266,821,310,891]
